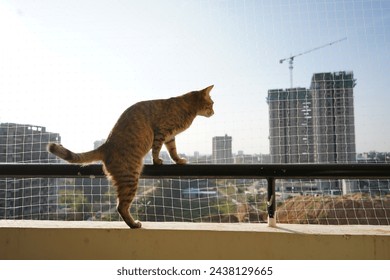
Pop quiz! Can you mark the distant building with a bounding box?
[311,72,357,193]
[310,71,356,163]
[356,152,390,195]
[267,72,356,165]
[0,123,61,163]
[0,123,61,219]
[267,71,357,194]
[212,134,233,163]
[188,153,212,164]
[235,151,271,164]
[267,88,314,163]
[94,139,106,149]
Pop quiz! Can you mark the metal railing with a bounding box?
[1,163,390,226]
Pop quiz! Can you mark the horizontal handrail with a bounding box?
[0,163,389,179]
[1,163,389,227]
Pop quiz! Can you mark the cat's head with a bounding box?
[197,85,214,117]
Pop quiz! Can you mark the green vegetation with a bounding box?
[58,189,91,220]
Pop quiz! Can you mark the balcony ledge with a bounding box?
[1,220,389,260]
[1,219,390,235]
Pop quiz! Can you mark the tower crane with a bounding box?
[279,37,347,88]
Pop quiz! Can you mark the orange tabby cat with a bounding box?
[48,85,214,228]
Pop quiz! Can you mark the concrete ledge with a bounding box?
[1,220,390,260]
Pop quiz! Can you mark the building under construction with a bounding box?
[267,87,314,164]
[268,71,357,195]
[268,71,356,164]
[310,71,356,163]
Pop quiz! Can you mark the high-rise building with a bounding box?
[310,71,356,163]
[0,123,61,163]
[267,71,357,193]
[212,134,233,163]
[267,88,314,163]
[267,71,356,164]
[0,123,61,219]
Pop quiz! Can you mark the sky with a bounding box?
[0,0,389,155]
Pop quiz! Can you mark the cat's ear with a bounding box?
[203,85,214,96]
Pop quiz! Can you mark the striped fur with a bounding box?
[48,85,214,228]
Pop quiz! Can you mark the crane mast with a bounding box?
[280,37,347,88]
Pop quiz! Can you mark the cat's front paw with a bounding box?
[153,158,163,165]
[176,158,187,165]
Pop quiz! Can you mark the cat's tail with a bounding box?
[47,143,104,164]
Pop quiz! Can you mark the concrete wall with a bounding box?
[1,221,389,260]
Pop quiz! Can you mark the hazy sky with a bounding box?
[0,0,389,155]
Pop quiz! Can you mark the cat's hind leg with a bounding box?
[117,195,142,229]
[108,168,142,229]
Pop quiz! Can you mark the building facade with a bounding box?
[212,134,233,163]
[267,87,314,164]
[267,71,357,194]
[0,123,61,219]
[0,123,61,163]
[268,72,356,164]
[310,71,356,163]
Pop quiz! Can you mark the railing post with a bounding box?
[267,177,276,227]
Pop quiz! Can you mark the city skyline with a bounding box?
[0,1,389,155]
[1,120,387,163]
